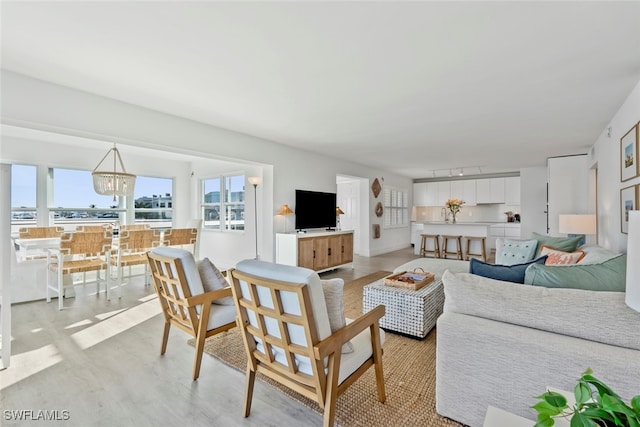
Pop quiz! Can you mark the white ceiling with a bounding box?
[2,1,640,179]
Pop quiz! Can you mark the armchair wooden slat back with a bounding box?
[146,248,236,380]
[229,261,386,427]
[233,271,325,395]
[147,252,198,333]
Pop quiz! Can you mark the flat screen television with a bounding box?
[295,189,337,231]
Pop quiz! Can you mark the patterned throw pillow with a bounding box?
[321,279,354,353]
[496,239,538,266]
[539,245,586,265]
[197,258,235,305]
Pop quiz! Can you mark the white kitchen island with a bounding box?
[411,221,521,256]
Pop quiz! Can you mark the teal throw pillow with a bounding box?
[496,239,538,266]
[531,232,583,256]
[524,254,626,292]
[469,256,548,284]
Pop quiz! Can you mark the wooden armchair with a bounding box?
[146,247,237,380]
[17,226,65,260]
[229,260,386,427]
[46,230,113,310]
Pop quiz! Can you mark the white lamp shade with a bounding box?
[558,214,597,235]
[248,176,262,186]
[626,211,640,312]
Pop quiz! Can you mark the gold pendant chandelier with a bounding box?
[92,143,136,200]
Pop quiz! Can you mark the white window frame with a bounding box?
[383,186,409,229]
[201,173,245,232]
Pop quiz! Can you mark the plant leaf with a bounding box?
[532,401,564,417]
[544,391,568,408]
[570,412,597,427]
[575,382,593,406]
[631,395,640,413]
[581,374,618,398]
[534,417,555,427]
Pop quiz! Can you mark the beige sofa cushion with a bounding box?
[442,270,640,351]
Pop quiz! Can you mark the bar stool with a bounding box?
[442,235,463,260]
[419,234,441,258]
[464,236,487,262]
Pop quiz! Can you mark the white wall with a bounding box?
[589,80,640,252]
[1,70,412,262]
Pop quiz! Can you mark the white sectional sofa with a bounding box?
[435,270,640,427]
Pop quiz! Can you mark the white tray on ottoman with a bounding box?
[363,278,444,338]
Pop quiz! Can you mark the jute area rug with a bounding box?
[191,271,463,427]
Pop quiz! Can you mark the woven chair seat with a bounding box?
[112,253,148,267]
[48,258,108,274]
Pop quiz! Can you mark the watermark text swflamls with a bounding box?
[4,409,70,421]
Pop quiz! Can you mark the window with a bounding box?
[201,174,245,231]
[11,164,37,224]
[383,187,409,228]
[133,176,173,228]
[50,167,123,223]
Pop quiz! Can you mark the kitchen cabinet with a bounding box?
[505,177,521,205]
[413,182,427,206]
[477,178,505,204]
[276,230,354,273]
[424,182,439,206]
[437,181,451,206]
[451,179,477,205]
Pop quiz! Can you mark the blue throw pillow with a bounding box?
[496,239,538,265]
[469,256,548,284]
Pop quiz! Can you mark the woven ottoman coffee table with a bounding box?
[362,278,444,338]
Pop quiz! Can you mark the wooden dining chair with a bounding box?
[163,227,200,258]
[46,230,113,310]
[146,247,237,380]
[75,225,112,233]
[17,226,65,260]
[18,226,65,239]
[111,228,163,287]
[229,260,386,427]
[120,224,151,231]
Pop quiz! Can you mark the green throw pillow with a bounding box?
[523,254,626,292]
[531,232,583,256]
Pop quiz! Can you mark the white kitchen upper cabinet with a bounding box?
[505,177,521,205]
[425,182,439,206]
[450,180,464,199]
[450,180,476,205]
[463,179,477,205]
[437,181,451,206]
[476,179,491,203]
[477,178,505,204]
[413,182,428,206]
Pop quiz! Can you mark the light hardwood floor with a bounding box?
[0,247,420,427]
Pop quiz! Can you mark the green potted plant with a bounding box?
[532,368,640,427]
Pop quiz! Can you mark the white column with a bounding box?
[1,163,12,368]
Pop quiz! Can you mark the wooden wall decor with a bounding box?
[371,178,381,198]
[373,224,381,239]
[375,202,384,217]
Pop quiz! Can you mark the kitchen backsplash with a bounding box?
[414,204,521,222]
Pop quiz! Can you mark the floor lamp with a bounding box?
[248,177,261,259]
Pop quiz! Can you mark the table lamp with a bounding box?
[558,214,597,246]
